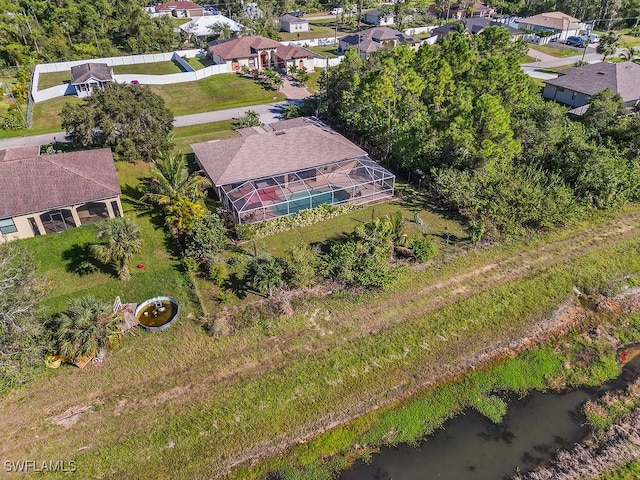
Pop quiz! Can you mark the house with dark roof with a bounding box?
[363,9,395,26]
[517,11,581,42]
[208,35,317,72]
[429,1,496,19]
[191,117,395,224]
[70,63,114,98]
[279,14,310,33]
[338,27,420,59]
[0,147,122,241]
[154,0,204,18]
[542,61,640,109]
[431,18,522,42]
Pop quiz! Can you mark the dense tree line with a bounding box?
[0,0,177,66]
[318,29,640,240]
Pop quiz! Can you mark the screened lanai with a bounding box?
[219,156,395,223]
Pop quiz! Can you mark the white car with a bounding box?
[581,33,599,43]
[330,7,343,14]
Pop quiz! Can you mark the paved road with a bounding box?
[520,45,618,79]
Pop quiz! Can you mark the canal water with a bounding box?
[342,352,640,480]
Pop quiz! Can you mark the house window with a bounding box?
[0,217,18,235]
[248,58,255,67]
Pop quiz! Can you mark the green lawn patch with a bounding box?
[520,54,538,63]
[112,61,184,75]
[149,74,286,116]
[529,44,581,58]
[0,95,81,139]
[309,45,340,58]
[186,56,214,70]
[38,71,71,90]
[172,119,238,154]
[21,161,197,315]
[306,70,323,93]
[280,24,348,41]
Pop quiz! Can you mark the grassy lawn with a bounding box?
[186,56,215,70]
[280,24,348,41]
[172,17,191,27]
[521,54,538,63]
[172,119,238,154]
[309,45,340,58]
[112,61,184,75]
[21,161,197,315]
[529,44,581,57]
[149,74,286,116]
[38,71,70,90]
[0,95,81,138]
[306,69,323,93]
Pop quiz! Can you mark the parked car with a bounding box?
[565,36,587,47]
[329,7,343,14]
[580,33,599,43]
[287,10,304,17]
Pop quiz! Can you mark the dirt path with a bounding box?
[2,210,640,476]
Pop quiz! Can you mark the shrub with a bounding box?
[410,236,439,262]
[283,244,321,288]
[184,213,228,263]
[206,256,228,286]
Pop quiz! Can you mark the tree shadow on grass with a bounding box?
[62,242,117,278]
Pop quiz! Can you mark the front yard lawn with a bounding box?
[149,73,286,116]
[173,120,238,154]
[529,44,581,57]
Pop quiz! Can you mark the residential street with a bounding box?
[520,45,611,79]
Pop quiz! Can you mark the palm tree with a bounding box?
[91,217,143,280]
[51,296,123,362]
[619,44,640,61]
[143,151,212,207]
[597,32,622,61]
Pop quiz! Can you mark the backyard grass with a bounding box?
[279,24,349,41]
[186,56,215,70]
[309,45,340,58]
[112,60,184,75]
[149,74,286,116]
[306,69,323,93]
[21,161,197,315]
[0,95,81,138]
[529,43,581,57]
[37,71,71,90]
[172,119,238,154]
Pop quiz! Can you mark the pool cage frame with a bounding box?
[218,155,396,224]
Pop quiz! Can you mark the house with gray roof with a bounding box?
[0,147,122,241]
[542,61,640,109]
[517,11,581,42]
[70,63,114,98]
[191,117,395,224]
[279,14,310,33]
[339,27,420,59]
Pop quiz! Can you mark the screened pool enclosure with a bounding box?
[219,156,395,224]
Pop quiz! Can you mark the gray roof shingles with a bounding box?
[70,63,113,85]
[0,148,121,218]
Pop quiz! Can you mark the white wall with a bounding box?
[281,37,338,48]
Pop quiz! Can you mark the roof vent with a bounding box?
[597,71,605,75]
[275,131,286,136]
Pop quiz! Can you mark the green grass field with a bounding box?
[0,95,82,138]
[186,56,215,70]
[37,71,71,90]
[309,45,340,58]
[172,119,238,154]
[112,61,184,75]
[529,43,581,58]
[149,74,286,116]
[280,23,349,41]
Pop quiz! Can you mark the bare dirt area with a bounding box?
[2,210,640,478]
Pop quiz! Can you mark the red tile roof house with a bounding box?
[0,147,122,241]
[207,35,318,72]
[191,117,396,224]
[154,0,204,18]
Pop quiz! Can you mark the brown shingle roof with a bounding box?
[0,146,40,162]
[208,36,282,60]
[341,27,418,48]
[544,61,640,101]
[280,14,307,24]
[155,0,203,12]
[275,44,316,60]
[70,63,113,85]
[192,117,367,186]
[520,11,581,31]
[0,148,121,218]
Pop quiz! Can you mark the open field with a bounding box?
[37,71,70,90]
[529,43,581,57]
[172,119,238,154]
[149,74,286,116]
[112,61,184,75]
[3,200,640,479]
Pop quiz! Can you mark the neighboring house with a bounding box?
[154,0,204,18]
[208,35,317,72]
[179,14,244,41]
[363,9,395,26]
[430,18,522,42]
[429,2,496,19]
[191,117,396,224]
[279,14,310,33]
[0,147,122,241]
[339,27,420,58]
[542,61,640,110]
[517,11,581,42]
[70,63,113,98]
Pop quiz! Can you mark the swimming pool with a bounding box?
[271,188,350,216]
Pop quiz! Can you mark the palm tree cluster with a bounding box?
[49,297,123,363]
[142,151,212,233]
[91,217,143,280]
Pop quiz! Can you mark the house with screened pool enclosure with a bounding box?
[191,117,396,224]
